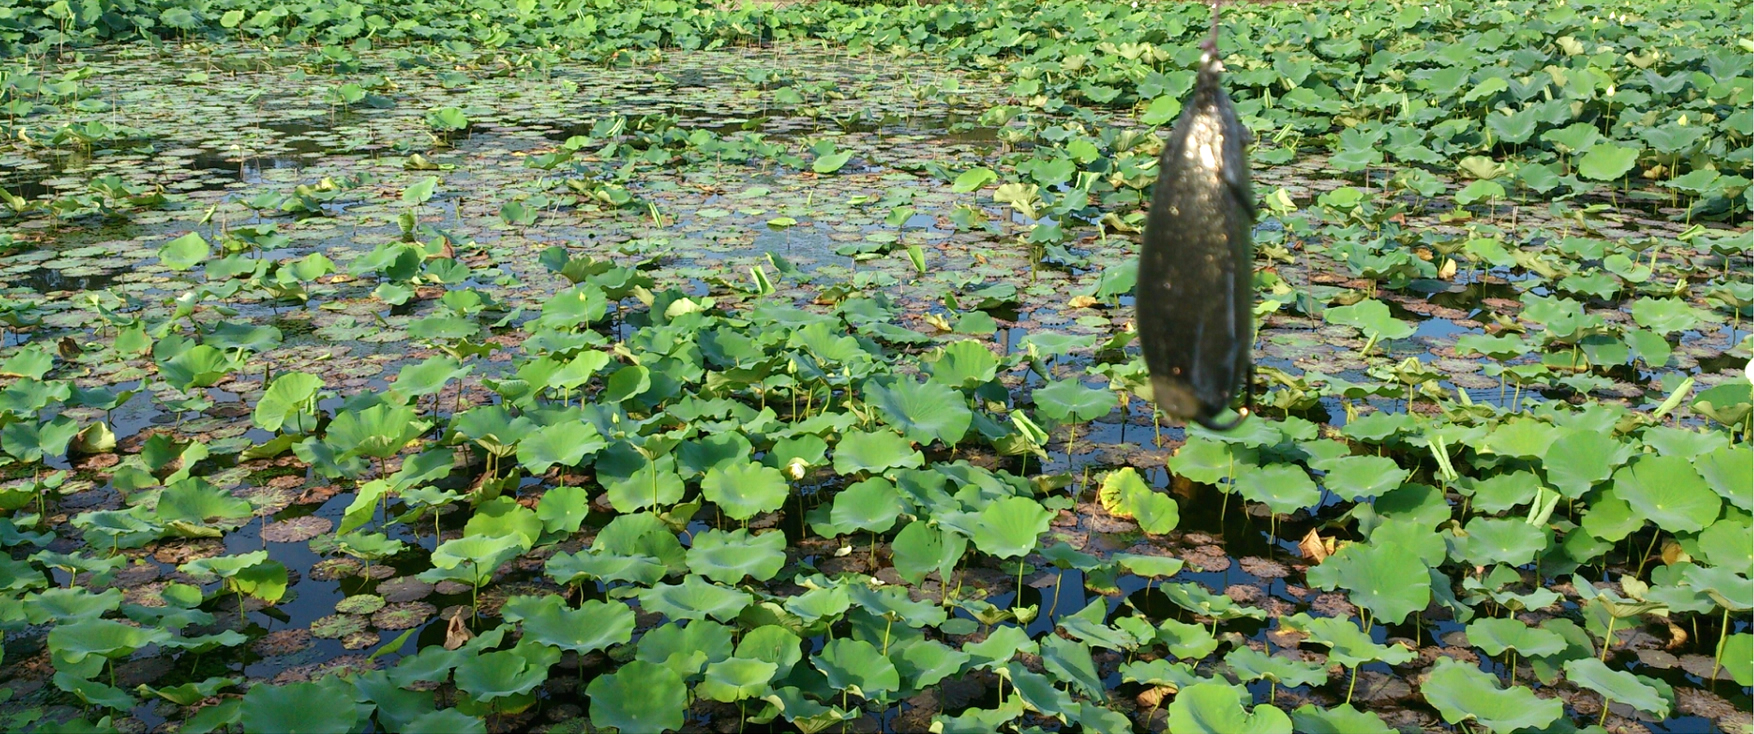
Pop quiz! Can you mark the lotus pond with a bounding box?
[0,0,1750,732]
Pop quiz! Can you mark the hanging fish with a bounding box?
[1136,8,1256,431]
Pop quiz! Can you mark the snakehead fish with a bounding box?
[1136,16,1256,431]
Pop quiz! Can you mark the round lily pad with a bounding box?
[334,594,386,615]
[310,614,368,639]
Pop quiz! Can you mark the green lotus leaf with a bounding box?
[677,432,755,479]
[327,403,429,460]
[1452,517,1549,567]
[1466,618,1567,657]
[867,378,973,447]
[1576,142,1639,181]
[2,417,79,465]
[178,550,270,581]
[457,642,559,702]
[1282,614,1415,667]
[604,456,685,513]
[158,232,210,271]
[502,595,634,655]
[587,660,686,733]
[1422,657,1562,732]
[158,344,240,392]
[1288,704,1394,734]
[1306,540,1429,626]
[1040,634,1104,699]
[891,521,967,586]
[1224,647,1328,688]
[1543,430,1634,498]
[402,175,440,205]
[254,372,323,433]
[993,662,1072,717]
[1692,383,1753,427]
[1165,681,1291,734]
[1612,454,1721,534]
[1641,425,1730,460]
[817,477,905,535]
[637,574,753,622]
[1157,435,1255,488]
[23,587,123,624]
[136,676,237,707]
[1721,633,1753,686]
[1630,297,1716,335]
[813,150,853,174]
[1233,463,1320,516]
[1323,299,1415,343]
[924,340,1001,389]
[592,512,686,571]
[735,625,804,680]
[1098,467,1179,534]
[971,496,1053,559]
[1121,658,1202,689]
[701,461,789,521]
[1563,657,1669,718]
[516,420,605,474]
[534,485,591,535]
[963,624,1037,670]
[1457,470,1542,514]
[405,709,486,734]
[421,534,522,587]
[1115,553,1185,578]
[55,672,134,712]
[636,620,734,677]
[1683,565,1753,611]
[155,477,252,525]
[814,638,900,699]
[1032,378,1116,424]
[232,559,288,603]
[462,497,542,549]
[696,657,780,702]
[687,528,786,583]
[546,549,665,587]
[893,638,969,690]
[48,618,170,664]
[1127,614,1206,660]
[1319,455,1409,501]
[832,429,924,475]
[1482,418,1559,459]
[1161,582,1268,622]
[240,678,363,734]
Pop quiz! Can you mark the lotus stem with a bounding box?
[1344,665,1357,704]
[1711,606,1729,684]
[1049,571,1063,619]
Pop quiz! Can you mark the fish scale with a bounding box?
[1136,12,1257,431]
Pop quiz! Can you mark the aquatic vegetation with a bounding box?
[0,0,1749,732]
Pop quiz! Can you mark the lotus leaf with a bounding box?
[1098,467,1179,534]
[688,528,786,583]
[586,660,686,732]
[832,429,924,475]
[700,461,789,521]
[1612,454,1721,534]
[637,574,753,622]
[240,678,363,734]
[1165,681,1291,734]
[970,496,1053,559]
[1422,657,1562,732]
